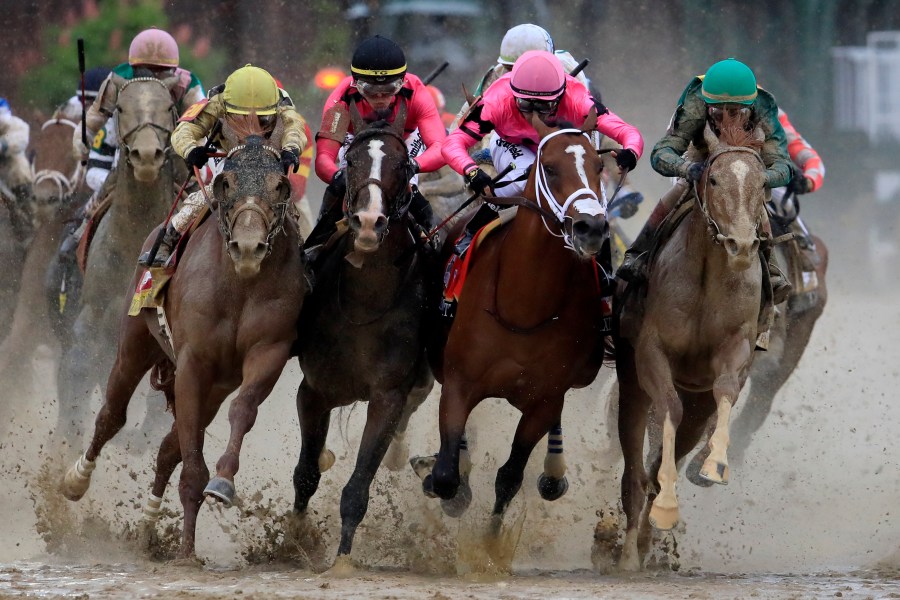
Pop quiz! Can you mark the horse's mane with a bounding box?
[225,112,268,140]
[716,111,763,152]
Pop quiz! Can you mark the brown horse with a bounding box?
[61,131,305,560]
[0,116,84,393]
[290,119,433,571]
[423,114,611,534]
[615,120,769,571]
[56,75,182,443]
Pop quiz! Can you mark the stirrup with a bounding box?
[616,252,647,283]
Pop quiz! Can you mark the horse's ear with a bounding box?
[581,106,598,133]
[703,121,720,153]
[212,171,228,201]
[278,174,292,204]
[160,75,180,90]
[531,112,553,139]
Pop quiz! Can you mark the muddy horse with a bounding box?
[62,130,305,560]
[290,118,433,571]
[423,113,611,537]
[615,118,771,570]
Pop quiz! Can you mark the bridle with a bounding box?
[533,128,606,251]
[693,145,766,246]
[115,77,178,162]
[32,118,84,201]
[208,143,289,258]
[344,126,413,233]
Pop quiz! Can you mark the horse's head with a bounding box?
[115,75,178,182]
[529,109,609,258]
[697,115,768,271]
[343,121,412,253]
[30,117,82,218]
[212,128,291,278]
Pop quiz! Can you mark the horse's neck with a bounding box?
[682,208,743,285]
[111,160,175,226]
[339,225,413,301]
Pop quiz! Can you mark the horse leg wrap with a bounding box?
[75,454,96,479]
[543,427,567,479]
[142,494,163,522]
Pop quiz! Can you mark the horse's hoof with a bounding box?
[537,474,569,501]
[440,477,472,518]
[61,455,95,501]
[699,459,729,485]
[318,449,336,473]
[323,554,355,577]
[685,455,715,488]
[203,477,235,508]
[422,474,438,499]
[648,501,679,531]
[409,454,436,481]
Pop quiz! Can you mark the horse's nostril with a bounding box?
[750,239,760,254]
[724,238,740,256]
[255,242,268,258]
[349,215,362,230]
[154,148,164,162]
[573,221,591,238]
[374,216,388,234]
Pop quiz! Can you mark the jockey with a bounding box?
[307,34,446,248]
[138,64,308,267]
[71,28,205,162]
[616,57,794,302]
[0,97,35,246]
[441,49,644,257]
[770,107,825,284]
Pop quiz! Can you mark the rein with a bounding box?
[33,118,85,201]
[693,145,766,246]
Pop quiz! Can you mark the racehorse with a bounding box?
[422,113,611,536]
[0,117,83,383]
[61,128,305,560]
[290,118,433,571]
[55,75,181,442]
[615,117,769,570]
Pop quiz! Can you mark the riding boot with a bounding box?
[791,216,820,272]
[58,216,87,264]
[762,241,791,305]
[616,180,688,283]
[138,225,181,268]
[305,188,344,249]
[409,186,434,232]
[453,202,498,258]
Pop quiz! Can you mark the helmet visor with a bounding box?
[516,97,560,115]
[355,77,404,98]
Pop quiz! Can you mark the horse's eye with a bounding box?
[544,166,556,178]
[709,177,717,186]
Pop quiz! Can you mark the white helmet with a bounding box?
[497,24,554,67]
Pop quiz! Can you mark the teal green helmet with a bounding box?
[701,58,758,105]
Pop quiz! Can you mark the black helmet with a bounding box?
[80,66,112,100]
[350,35,406,83]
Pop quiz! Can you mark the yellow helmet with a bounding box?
[223,65,279,116]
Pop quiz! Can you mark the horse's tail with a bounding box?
[149,359,176,411]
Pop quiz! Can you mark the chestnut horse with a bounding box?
[61,131,305,560]
[615,119,769,570]
[290,119,433,571]
[423,114,611,534]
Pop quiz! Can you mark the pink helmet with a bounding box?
[509,50,565,101]
[128,28,179,68]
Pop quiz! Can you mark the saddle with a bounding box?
[442,215,506,308]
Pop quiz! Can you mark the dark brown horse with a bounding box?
[61,131,305,560]
[615,120,769,571]
[422,114,611,537]
[290,119,433,573]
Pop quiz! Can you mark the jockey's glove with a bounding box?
[186,146,210,170]
[281,148,300,175]
[789,175,814,195]
[71,127,91,161]
[684,161,705,183]
[408,157,421,178]
[614,148,637,172]
[327,169,347,199]
[465,167,493,196]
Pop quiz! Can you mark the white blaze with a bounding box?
[730,160,750,205]
[566,144,589,188]
[365,139,386,215]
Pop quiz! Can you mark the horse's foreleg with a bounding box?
[210,343,290,506]
[493,399,563,519]
[61,315,159,501]
[427,383,477,502]
[336,390,405,558]
[701,337,752,485]
[385,356,434,472]
[292,379,332,514]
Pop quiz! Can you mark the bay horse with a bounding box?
[55,74,182,443]
[0,116,84,394]
[290,118,433,571]
[61,130,305,560]
[423,113,611,537]
[615,118,769,571]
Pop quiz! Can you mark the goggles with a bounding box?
[355,77,404,98]
[516,97,560,115]
[708,105,751,123]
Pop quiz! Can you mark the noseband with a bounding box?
[115,78,177,162]
[33,118,84,202]
[534,128,606,251]
[214,143,289,258]
[693,145,766,245]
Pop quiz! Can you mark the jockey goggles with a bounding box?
[708,104,751,124]
[516,97,560,115]
[354,77,404,98]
